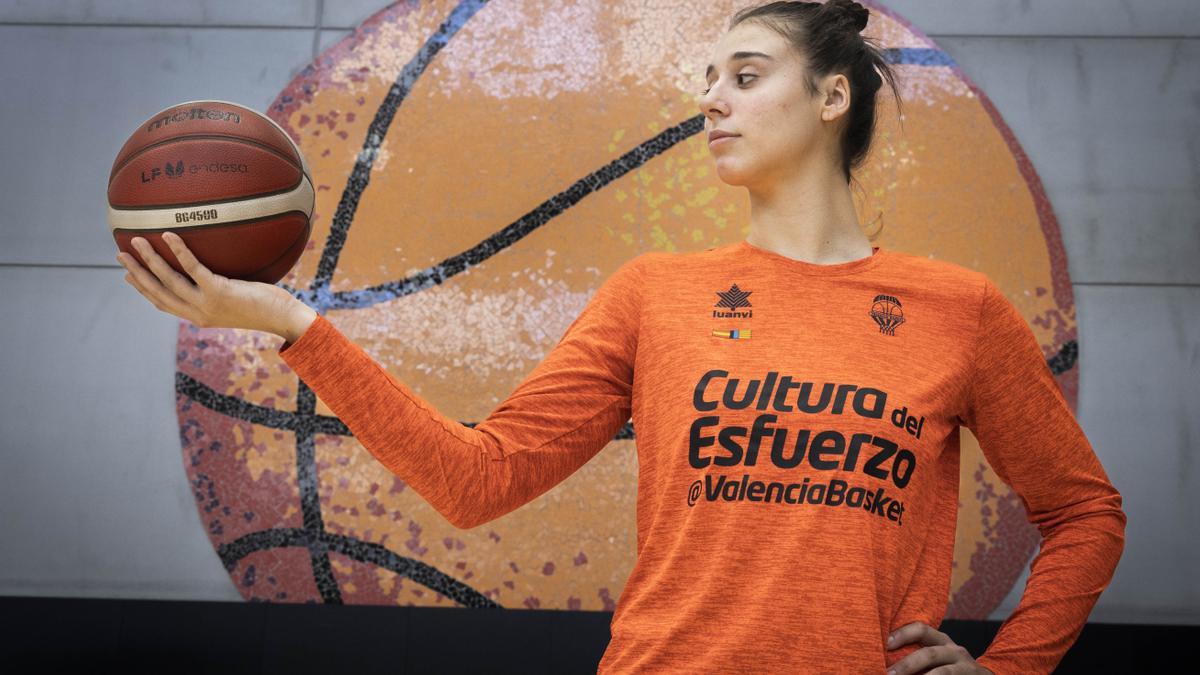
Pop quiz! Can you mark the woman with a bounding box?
[118,1,1125,673]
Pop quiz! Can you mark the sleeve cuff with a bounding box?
[278,312,334,370]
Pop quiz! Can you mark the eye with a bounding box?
[700,73,757,96]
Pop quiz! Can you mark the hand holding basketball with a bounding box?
[118,231,304,336]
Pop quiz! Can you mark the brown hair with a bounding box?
[729,0,904,190]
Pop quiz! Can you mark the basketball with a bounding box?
[107,99,315,284]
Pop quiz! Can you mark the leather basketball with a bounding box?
[107,99,315,284]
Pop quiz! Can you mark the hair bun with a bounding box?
[832,0,870,33]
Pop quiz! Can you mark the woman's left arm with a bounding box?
[951,275,1127,675]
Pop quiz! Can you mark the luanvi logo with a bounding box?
[145,106,241,133]
[869,294,905,336]
[713,283,752,318]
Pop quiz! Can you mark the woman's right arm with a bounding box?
[277,255,646,530]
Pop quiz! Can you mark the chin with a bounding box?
[712,159,758,187]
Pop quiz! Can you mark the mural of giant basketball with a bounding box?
[174,0,1080,616]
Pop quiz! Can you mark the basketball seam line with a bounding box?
[108,173,308,211]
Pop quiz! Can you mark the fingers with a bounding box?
[886,622,972,675]
[118,239,195,320]
[129,235,203,302]
[887,644,972,675]
[888,621,948,648]
[161,231,216,286]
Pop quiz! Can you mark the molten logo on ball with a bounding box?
[145,106,241,133]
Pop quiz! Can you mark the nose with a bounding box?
[697,88,727,124]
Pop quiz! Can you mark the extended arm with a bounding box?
[278,256,645,529]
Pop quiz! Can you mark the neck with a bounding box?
[744,159,873,264]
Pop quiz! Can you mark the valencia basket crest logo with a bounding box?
[869,293,905,336]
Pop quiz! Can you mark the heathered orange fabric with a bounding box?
[278,239,1125,674]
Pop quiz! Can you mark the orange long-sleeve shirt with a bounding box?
[278,239,1125,674]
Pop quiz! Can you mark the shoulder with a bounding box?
[630,244,731,276]
[886,248,988,288]
[621,248,692,284]
[880,248,994,311]
[875,250,1013,346]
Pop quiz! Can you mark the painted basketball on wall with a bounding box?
[175,0,1079,618]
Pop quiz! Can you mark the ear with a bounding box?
[820,72,852,122]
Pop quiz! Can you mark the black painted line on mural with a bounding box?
[293,383,344,604]
[216,527,498,608]
[1047,339,1077,376]
[177,371,347,434]
[309,0,492,296]
[324,531,501,608]
[287,0,493,604]
[298,115,707,311]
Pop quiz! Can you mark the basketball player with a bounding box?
[118,2,1124,673]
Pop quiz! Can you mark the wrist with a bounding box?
[280,303,318,345]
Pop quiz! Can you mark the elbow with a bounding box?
[1100,493,1129,546]
[1110,503,1129,553]
[434,496,472,529]
[447,511,500,531]
[1035,489,1126,533]
[443,495,513,531]
[446,509,477,530]
[441,500,488,530]
[1037,499,1127,553]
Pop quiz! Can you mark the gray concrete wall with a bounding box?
[0,1,1196,624]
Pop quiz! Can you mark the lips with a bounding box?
[708,130,738,145]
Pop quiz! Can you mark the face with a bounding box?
[697,21,848,188]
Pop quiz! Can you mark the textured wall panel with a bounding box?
[0,25,314,265]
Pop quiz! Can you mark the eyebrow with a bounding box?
[705,51,774,80]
